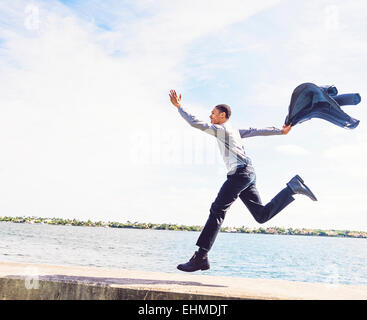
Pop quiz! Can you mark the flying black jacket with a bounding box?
[284,83,361,129]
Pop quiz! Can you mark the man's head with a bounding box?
[210,104,231,124]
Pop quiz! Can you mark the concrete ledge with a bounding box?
[0,261,366,300]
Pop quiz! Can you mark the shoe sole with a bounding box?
[295,175,317,201]
[177,265,210,272]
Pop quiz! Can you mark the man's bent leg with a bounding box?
[239,182,295,224]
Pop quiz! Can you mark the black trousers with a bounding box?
[196,165,295,251]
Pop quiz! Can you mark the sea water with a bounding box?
[0,222,366,286]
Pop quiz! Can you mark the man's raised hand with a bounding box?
[282,124,292,135]
[169,89,182,108]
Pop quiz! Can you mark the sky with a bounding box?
[0,0,366,232]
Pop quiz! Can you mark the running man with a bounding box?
[169,89,317,272]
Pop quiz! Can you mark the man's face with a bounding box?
[210,107,226,124]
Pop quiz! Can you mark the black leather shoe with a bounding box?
[287,175,317,201]
[177,251,210,272]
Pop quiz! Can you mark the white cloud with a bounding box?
[322,133,367,178]
[0,0,281,222]
[275,144,311,156]
[0,0,366,233]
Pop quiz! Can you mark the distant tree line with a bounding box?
[0,216,366,239]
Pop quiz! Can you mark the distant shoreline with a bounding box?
[1,216,366,239]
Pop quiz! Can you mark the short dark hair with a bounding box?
[215,104,231,119]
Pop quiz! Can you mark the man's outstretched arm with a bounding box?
[239,124,292,138]
[169,89,223,137]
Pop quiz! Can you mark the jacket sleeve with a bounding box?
[178,106,223,137]
[239,127,282,138]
